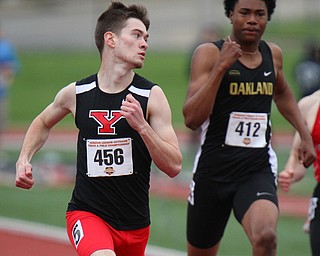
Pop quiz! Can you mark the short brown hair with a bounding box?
[95,1,150,55]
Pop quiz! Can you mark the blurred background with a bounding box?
[0,0,319,125]
[0,0,320,255]
[0,0,319,51]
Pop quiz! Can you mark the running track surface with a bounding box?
[1,130,309,255]
[0,217,185,256]
[0,183,309,256]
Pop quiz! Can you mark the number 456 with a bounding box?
[94,149,124,166]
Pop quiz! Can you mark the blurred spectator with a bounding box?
[194,24,220,47]
[0,23,20,163]
[295,40,320,98]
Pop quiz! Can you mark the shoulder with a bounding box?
[54,82,76,105]
[193,42,220,57]
[132,73,156,89]
[150,85,166,101]
[128,73,157,100]
[265,42,283,60]
[56,82,76,100]
[149,86,169,109]
[148,85,171,120]
[299,90,320,110]
[54,82,76,110]
[191,42,221,69]
[298,90,320,127]
[75,74,97,95]
[298,90,320,117]
[76,74,97,86]
[266,42,282,53]
[265,42,283,73]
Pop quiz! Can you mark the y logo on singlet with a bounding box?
[89,110,124,135]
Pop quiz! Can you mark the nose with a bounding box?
[141,38,148,50]
[247,14,258,24]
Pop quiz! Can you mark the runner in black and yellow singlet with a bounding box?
[187,38,279,254]
[183,1,315,255]
[193,39,277,182]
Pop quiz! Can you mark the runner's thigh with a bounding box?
[187,176,234,248]
[66,211,114,256]
[233,170,278,223]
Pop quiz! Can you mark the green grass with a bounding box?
[0,185,71,227]
[266,18,320,41]
[9,51,98,128]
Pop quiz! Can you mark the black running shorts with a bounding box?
[187,169,278,248]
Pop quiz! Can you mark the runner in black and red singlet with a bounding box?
[15,2,182,256]
[280,90,320,256]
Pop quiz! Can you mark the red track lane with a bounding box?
[0,230,76,256]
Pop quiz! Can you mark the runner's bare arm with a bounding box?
[278,132,307,192]
[15,83,75,189]
[121,87,182,178]
[278,93,317,192]
[183,41,241,130]
[271,43,315,168]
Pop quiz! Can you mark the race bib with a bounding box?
[86,138,133,177]
[225,112,268,148]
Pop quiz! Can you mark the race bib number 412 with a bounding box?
[225,112,268,148]
[86,138,133,177]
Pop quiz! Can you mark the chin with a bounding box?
[134,62,144,69]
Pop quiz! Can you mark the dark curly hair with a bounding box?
[223,0,276,21]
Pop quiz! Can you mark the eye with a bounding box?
[240,10,249,16]
[257,11,266,17]
[133,32,141,39]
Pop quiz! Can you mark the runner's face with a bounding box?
[114,18,149,69]
[229,0,268,44]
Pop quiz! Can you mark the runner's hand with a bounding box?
[298,138,316,168]
[219,36,243,68]
[15,162,34,189]
[278,169,294,192]
[120,93,148,133]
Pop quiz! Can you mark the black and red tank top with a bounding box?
[67,73,156,230]
[312,105,320,182]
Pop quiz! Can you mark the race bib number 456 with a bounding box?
[225,112,268,148]
[86,138,133,177]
